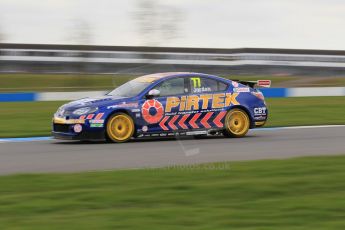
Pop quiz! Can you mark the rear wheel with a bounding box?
[106,113,135,143]
[223,108,250,138]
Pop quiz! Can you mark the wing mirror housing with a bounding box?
[146,89,160,99]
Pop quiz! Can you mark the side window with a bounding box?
[153,77,186,96]
[190,77,228,93]
[218,81,228,91]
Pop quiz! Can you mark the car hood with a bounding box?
[62,95,131,110]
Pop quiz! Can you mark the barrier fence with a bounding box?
[0,87,345,102]
[1,44,345,75]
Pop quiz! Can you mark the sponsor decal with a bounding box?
[186,130,207,135]
[232,81,239,87]
[53,117,85,124]
[254,107,267,115]
[131,108,141,112]
[94,113,104,119]
[135,113,141,118]
[89,119,104,124]
[257,80,271,88]
[190,77,201,88]
[68,119,85,124]
[141,99,164,124]
[90,123,104,128]
[254,115,266,121]
[201,112,213,128]
[159,111,226,130]
[193,87,211,93]
[107,102,138,109]
[140,93,239,125]
[138,131,212,137]
[142,126,148,132]
[165,93,239,113]
[86,114,95,119]
[233,87,250,93]
[252,91,265,101]
[73,124,83,133]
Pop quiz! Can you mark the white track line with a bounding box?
[254,124,345,131]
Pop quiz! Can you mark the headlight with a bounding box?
[72,107,98,115]
[55,106,66,117]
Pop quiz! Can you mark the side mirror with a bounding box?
[146,89,160,99]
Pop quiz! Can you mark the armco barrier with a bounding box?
[0,92,36,102]
[0,87,345,102]
[259,88,287,98]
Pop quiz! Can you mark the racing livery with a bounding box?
[52,72,270,142]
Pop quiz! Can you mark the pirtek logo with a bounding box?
[165,93,239,112]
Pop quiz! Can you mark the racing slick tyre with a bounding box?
[223,108,250,138]
[106,112,135,143]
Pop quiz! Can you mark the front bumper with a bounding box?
[52,130,105,141]
[52,117,105,141]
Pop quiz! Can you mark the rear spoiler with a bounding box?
[233,80,271,88]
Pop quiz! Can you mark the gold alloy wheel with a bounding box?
[106,113,134,143]
[223,109,250,137]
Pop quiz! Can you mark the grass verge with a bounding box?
[0,74,137,92]
[0,155,345,229]
[266,96,345,127]
[0,97,344,138]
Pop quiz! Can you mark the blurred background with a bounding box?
[0,0,344,137]
[1,1,345,229]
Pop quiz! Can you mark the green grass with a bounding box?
[0,97,344,138]
[266,97,345,127]
[0,155,345,229]
[0,101,64,137]
[0,74,137,92]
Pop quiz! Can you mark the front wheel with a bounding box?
[106,113,135,143]
[223,108,250,138]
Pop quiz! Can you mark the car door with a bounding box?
[188,76,229,130]
[139,77,189,133]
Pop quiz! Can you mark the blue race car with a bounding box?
[52,72,270,142]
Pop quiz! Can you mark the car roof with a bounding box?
[135,72,226,83]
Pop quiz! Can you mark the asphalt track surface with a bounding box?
[0,125,344,175]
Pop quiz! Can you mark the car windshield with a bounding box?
[107,79,151,97]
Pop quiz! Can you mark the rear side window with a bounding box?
[190,77,228,93]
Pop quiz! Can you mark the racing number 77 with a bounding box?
[190,77,201,88]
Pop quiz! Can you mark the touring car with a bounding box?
[52,72,270,142]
